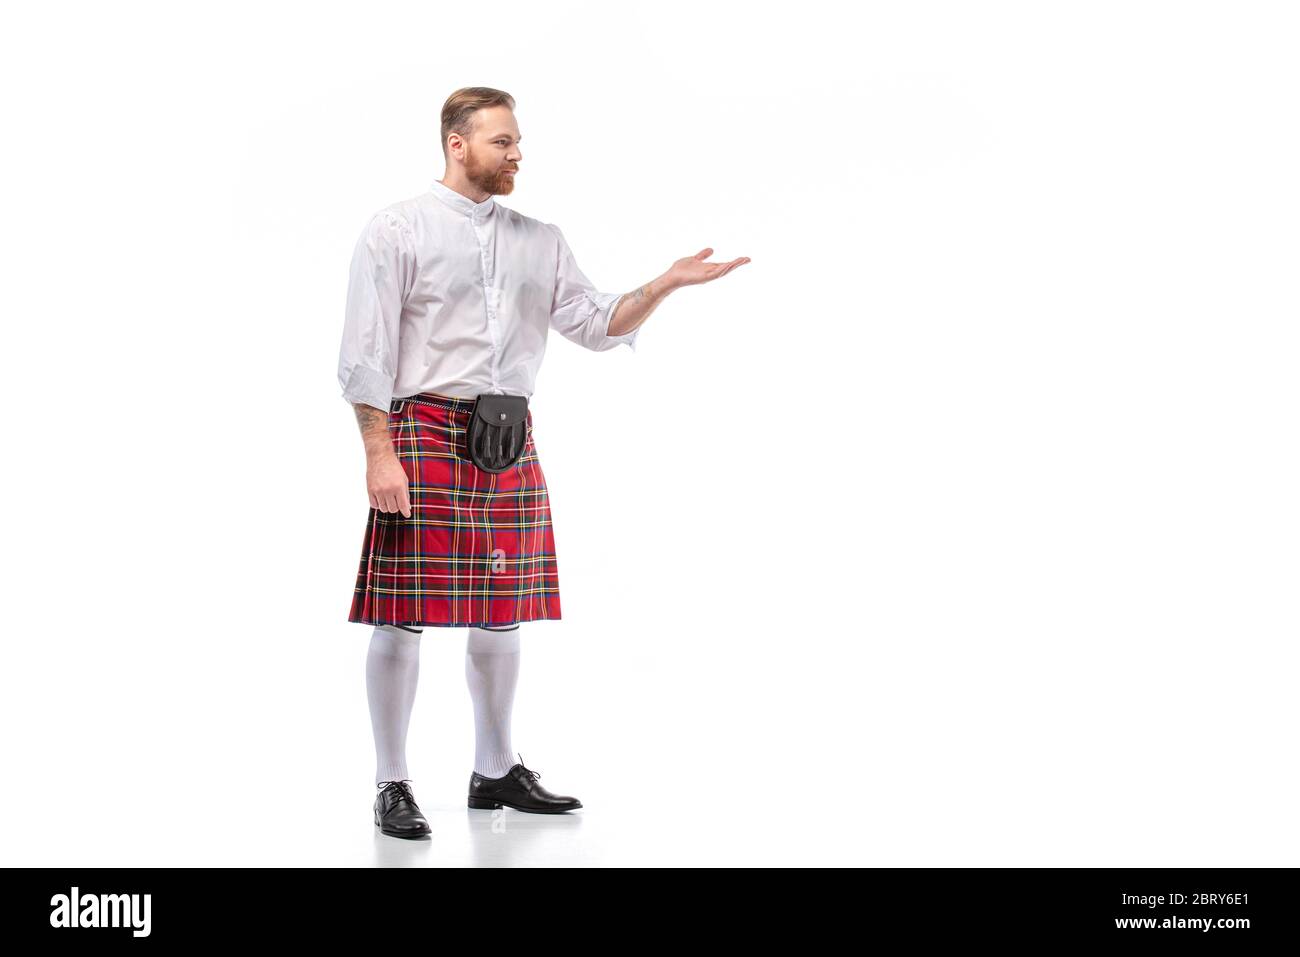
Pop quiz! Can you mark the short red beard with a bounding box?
[464,146,516,196]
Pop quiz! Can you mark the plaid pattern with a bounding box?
[348,391,561,628]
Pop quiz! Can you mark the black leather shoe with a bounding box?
[374,779,432,838]
[467,755,582,813]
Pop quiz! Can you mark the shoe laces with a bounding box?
[513,753,541,782]
[378,779,419,808]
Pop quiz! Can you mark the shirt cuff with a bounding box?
[341,364,395,412]
[602,293,640,352]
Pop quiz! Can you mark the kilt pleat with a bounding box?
[348,391,562,628]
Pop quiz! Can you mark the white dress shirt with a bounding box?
[338,178,639,411]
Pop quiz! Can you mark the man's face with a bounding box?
[462,106,523,197]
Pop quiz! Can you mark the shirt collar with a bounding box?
[430,178,496,221]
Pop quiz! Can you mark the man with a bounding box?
[338,87,750,839]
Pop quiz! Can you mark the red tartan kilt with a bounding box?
[348,391,561,628]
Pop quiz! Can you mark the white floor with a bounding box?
[8,604,1300,867]
[12,775,857,869]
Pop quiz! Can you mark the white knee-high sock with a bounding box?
[367,624,423,786]
[465,624,521,779]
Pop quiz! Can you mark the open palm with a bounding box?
[667,248,751,287]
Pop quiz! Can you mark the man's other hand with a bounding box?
[368,453,412,518]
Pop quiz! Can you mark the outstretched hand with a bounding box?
[666,248,751,288]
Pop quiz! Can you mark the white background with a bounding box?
[2,0,1297,866]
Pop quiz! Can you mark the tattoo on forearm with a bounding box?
[353,403,389,436]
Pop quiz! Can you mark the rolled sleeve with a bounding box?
[546,223,639,353]
[337,211,417,411]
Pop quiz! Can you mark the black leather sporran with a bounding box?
[466,393,529,472]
